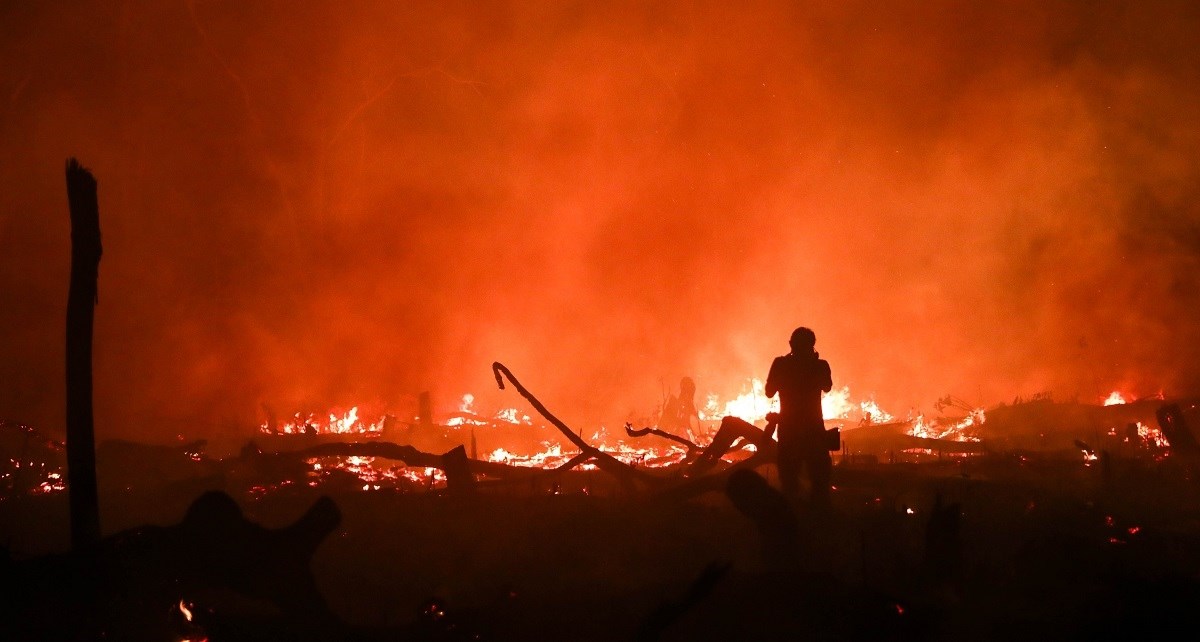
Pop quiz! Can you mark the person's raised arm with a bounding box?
[819,360,832,393]
[765,358,781,398]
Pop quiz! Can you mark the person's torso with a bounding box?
[774,355,828,424]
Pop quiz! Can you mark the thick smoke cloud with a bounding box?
[2,1,1198,440]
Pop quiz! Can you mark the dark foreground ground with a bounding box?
[4,454,1200,641]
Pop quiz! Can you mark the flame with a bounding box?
[488,444,570,468]
[255,379,894,491]
[822,386,854,419]
[698,379,890,424]
[495,407,532,425]
[907,409,985,442]
[446,397,532,426]
[178,599,208,642]
[261,406,385,435]
[1103,391,1127,406]
[1136,421,1169,448]
[858,398,894,424]
[700,378,779,422]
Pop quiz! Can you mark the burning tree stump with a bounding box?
[64,158,102,553]
[1156,404,1199,454]
[417,391,433,429]
[441,444,475,495]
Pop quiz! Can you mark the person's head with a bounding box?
[679,376,696,396]
[789,327,816,354]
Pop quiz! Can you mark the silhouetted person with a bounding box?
[660,376,702,442]
[765,327,833,504]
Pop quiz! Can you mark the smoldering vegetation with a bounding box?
[6,423,1200,640]
[3,393,1200,639]
[2,1,1200,441]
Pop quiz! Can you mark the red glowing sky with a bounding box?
[2,1,1199,439]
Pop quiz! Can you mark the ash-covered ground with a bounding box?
[5,408,1200,641]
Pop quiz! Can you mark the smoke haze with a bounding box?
[2,1,1199,440]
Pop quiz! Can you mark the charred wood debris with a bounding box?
[4,366,1200,640]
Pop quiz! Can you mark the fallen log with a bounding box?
[285,440,540,481]
[625,423,700,455]
[688,416,777,478]
[651,417,778,502]
[654,449,774,503]
[492,361,655,487]
[244,413,776,497]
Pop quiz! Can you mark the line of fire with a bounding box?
[4,2,1200,640]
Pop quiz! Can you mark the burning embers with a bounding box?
[260,406,386,436]
[249,382,1186,491]
[907,410,986,443]
[307,455,446,491]
[0,380,1183,501]
[487,441,691,469]
[0,420,67,499]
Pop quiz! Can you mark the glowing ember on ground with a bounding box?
[305,455,445,490]
[488,444,572,468]
[261,406,385,435]
[446,403,532,427]
[36,472,65,494]
[2,458,67,498]
[598,442,691,467]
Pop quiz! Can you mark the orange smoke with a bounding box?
[0,2,1198,440]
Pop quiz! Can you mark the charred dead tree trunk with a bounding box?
[65,159,103,552]
[441,445,476,495]
[1157,404,1199,455]
[417,392,433,429]
[492,361,652,487]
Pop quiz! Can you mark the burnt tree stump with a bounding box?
[65,158,103,552]
[1157,404,1199,454]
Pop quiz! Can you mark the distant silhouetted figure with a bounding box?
[765,327,833,504]
[660,376,702,442]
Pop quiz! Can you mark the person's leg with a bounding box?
[808,446,832,507]
[777,428,802,498]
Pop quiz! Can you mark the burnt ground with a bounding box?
[5,453,1200,640]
